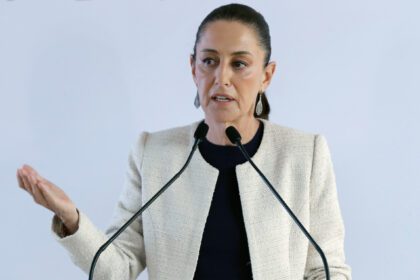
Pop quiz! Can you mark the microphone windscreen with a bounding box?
[225,126,242,144]
[194,121,209,140]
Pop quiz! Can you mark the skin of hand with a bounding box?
[16,164,79,234]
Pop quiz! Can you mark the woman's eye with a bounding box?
[202,58,216,66]
[233,61,247,69]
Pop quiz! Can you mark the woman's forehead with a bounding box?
[197,20,262,55]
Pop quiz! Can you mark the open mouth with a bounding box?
[212,95,234,102]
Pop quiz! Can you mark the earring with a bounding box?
[194,91,200,108]
[255,92,263,116]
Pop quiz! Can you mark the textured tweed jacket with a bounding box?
[52,119,352,280]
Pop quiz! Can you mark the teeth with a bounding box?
[215,96,231,102]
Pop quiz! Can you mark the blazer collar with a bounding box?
[187,118,273,171]
[185,119,291,279]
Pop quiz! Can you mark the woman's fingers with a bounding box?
[24,167,52,207]
[37,181,57,212]
[20,169,39,201]
[18,165,43,197]
[25,166,54,190]
[31,179,49,207]
[16,169,26,191]
[20,169,33,194]
[17,164,76,219]
[17,165,55,212]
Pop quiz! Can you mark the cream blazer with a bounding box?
[52,119,352,280]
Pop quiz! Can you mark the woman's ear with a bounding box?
[190,55,197,86]
[261,61,276,91]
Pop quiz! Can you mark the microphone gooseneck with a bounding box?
[225,125,330,280]
[194,121,209,140]
[88,121,209,280]
[225,126,242,144]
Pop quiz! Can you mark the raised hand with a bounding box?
[17,164,79,234]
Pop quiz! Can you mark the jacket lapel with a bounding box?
[236,120,292,280]
[142,121,220,279]
[144,120,297,279]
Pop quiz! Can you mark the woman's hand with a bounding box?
[17,164,79,234]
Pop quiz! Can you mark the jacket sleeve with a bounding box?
[51,132,148,280]
[303,134,352,280]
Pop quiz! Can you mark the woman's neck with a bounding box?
[204,117,260,146]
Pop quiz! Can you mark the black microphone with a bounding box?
[225,125,330,280]
[89,121,209,279]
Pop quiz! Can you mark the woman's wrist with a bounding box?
[60,208,80,235]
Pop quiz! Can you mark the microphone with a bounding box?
[89,121,209,280]
[225,125,330,280]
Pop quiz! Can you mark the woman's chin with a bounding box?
[206,113,240,124]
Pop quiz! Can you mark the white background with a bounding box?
[1,0,419,279]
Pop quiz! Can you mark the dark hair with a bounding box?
[191,3,272,119]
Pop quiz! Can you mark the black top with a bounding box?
[193,121,264,280]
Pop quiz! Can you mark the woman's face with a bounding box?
[190,20,275,124]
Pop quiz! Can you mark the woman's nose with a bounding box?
[214,63,232,86]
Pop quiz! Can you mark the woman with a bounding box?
[17,3,352,280]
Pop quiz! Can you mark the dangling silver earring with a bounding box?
[255,92,263,116]
[194,91,200,108]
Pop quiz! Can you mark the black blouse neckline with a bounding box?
[198,121,264,170]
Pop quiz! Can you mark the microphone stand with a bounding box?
[88,122,208,279]
[225,126,330,280]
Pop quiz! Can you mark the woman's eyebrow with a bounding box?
[201,48,253,56]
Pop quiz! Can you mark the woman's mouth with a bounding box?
[213,96,231,102]
[211,94,235,103]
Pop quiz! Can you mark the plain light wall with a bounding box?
[1,0,419,279]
